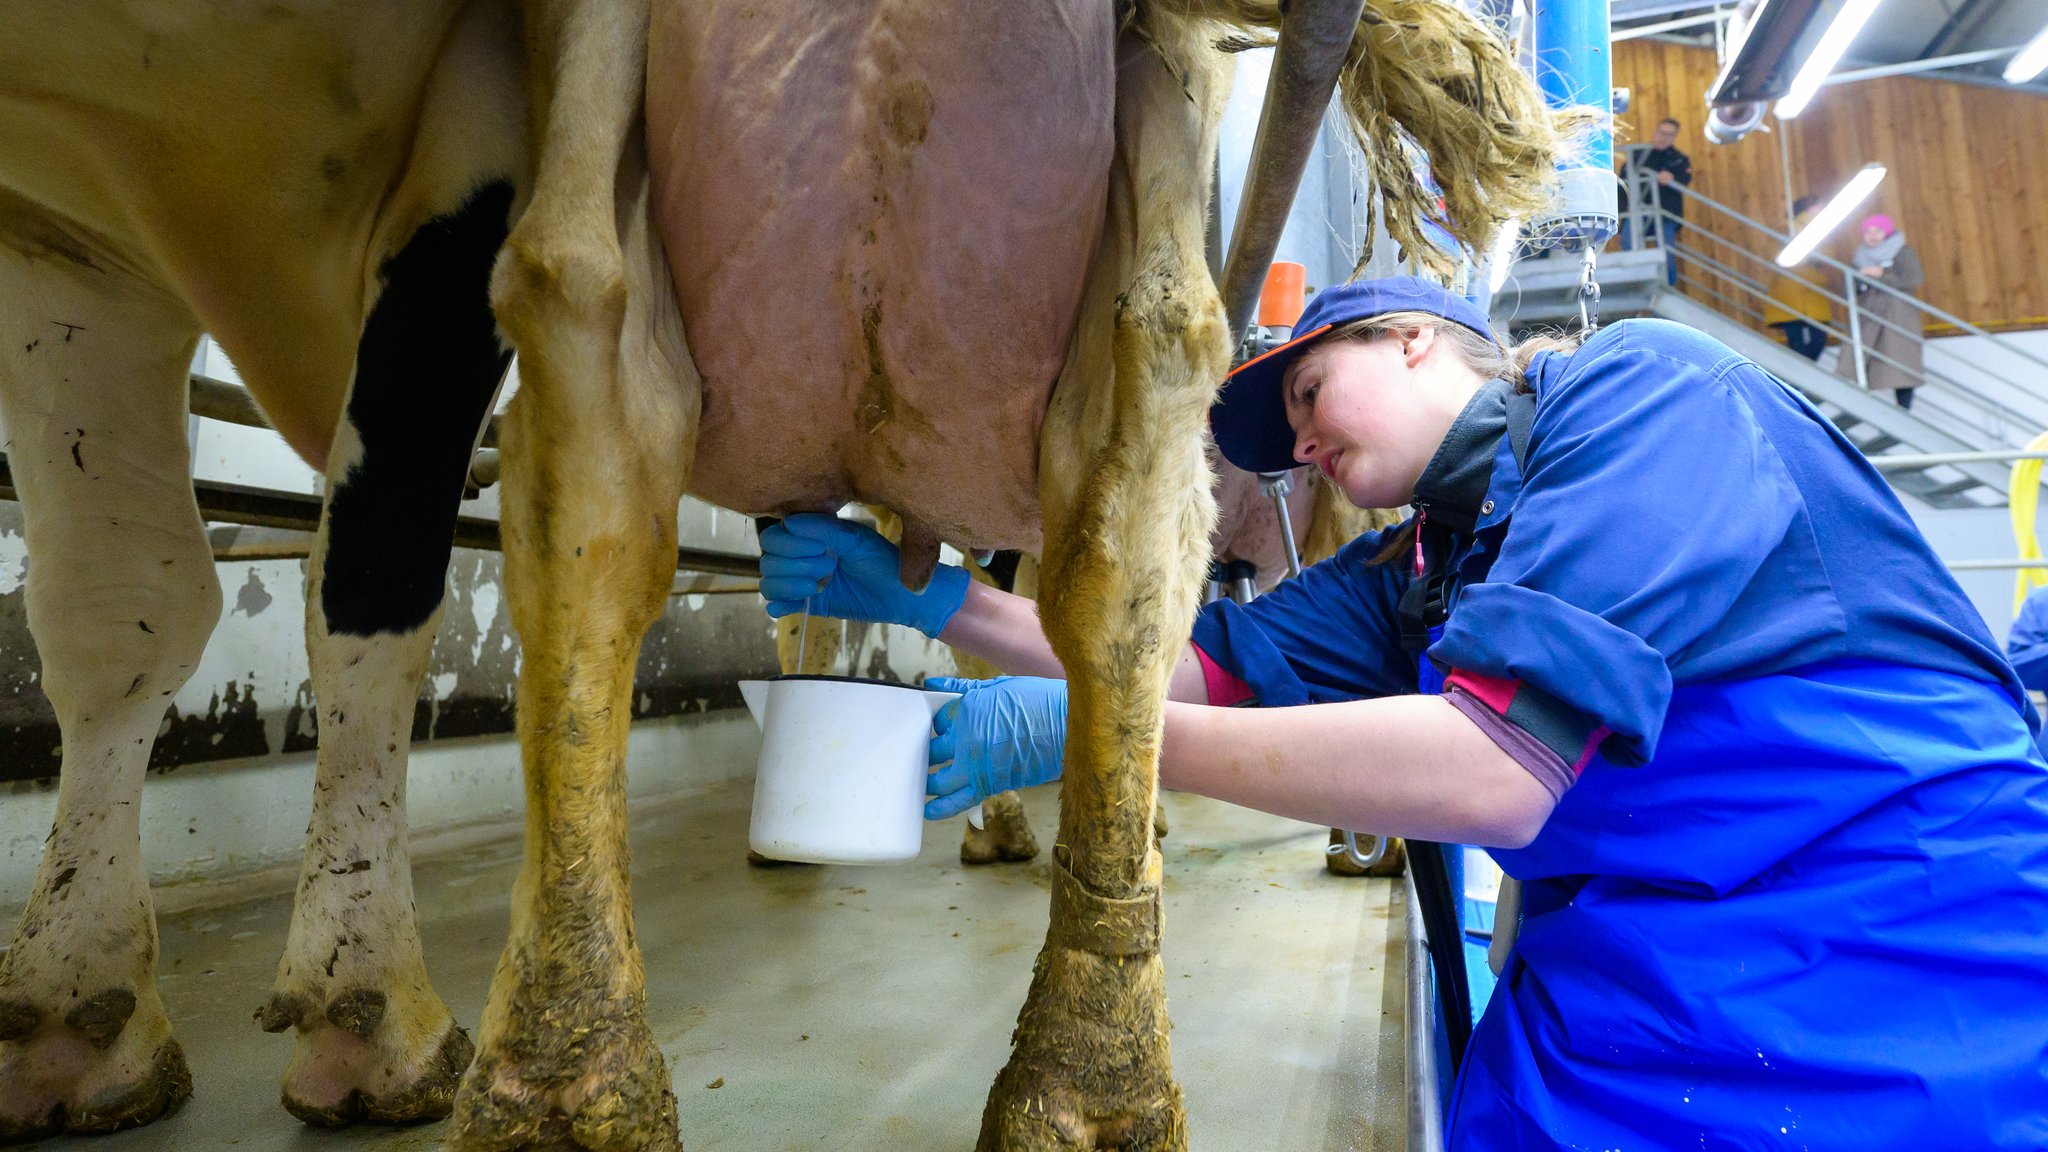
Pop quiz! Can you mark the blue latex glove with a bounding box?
[758,513,969,638]
[925,675,1068,820]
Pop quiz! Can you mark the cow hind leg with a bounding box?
[447,3,694,1146]
[0,243,214,1140]
[976,14,1227,1151]
[955,558,1040,866]
[258,181,517,1127]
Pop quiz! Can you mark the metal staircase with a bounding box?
[1650,293,2013,507]
[1491,153,2048,510]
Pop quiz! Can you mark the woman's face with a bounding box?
[1283,328,1464,510]
[1862,223,1889,246]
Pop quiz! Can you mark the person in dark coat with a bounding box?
[1836,213,1926,408]
[1617,117,1693,286]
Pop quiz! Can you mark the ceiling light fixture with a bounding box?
[2004,24,2048,83]
[1775,163,1886,266]
[1776,0,1886,118]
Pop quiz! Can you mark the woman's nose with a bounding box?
[1293,432,1318,465]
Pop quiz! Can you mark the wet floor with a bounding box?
[35,756,1403,1151]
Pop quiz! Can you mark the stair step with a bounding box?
[1917,477,1988,501]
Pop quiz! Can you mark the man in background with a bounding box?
[1619,117,1694,286]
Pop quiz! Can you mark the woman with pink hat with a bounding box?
[1838,212,1926,408]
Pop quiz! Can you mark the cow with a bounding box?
[0,0,531,1135]
[471,3,1565,1146]
[0,0,1570,1145]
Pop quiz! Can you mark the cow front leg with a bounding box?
[446,7,693,1146]
[0,244,213,1140]
[259,182,518,1126]
[977,14,1227,1151]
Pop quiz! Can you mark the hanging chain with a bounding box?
[1577,245,1601,336]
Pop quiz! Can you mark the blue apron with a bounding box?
[1451,662,2048,1148]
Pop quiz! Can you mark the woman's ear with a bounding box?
[1401,325,1438,368]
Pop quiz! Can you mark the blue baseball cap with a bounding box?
[1211,276,1497,474]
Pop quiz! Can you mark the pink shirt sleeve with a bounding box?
[1194,644,1256,707]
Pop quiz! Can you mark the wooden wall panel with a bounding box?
[1611,39,2048,332]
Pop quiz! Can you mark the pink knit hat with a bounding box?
[1861,214,1896,236]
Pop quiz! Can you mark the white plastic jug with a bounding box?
[739,675,960,864]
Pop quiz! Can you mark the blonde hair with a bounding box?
[1288,310,1582,565]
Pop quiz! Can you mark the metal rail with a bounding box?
[1662,240,2028,440]
[1217,0,1368,348]
[1404,879,1446,1152]
[1871,450,2048,470]
[1948,559,2048,571]
[0,454,760,578]
[1659,178,2048,379]
[1619,160,2048,453]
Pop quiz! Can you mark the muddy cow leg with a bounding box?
[445,1,695,1147]
[774,612,844,677]
[258,183,517,1126]
[961,791,1042,866]
[0,239,212,1139]
[977,13,1227,1151]
[955,559,1040,865]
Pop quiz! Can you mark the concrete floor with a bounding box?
[35,761,1404,1151]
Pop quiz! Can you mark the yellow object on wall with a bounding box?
[2009,430,2048,614]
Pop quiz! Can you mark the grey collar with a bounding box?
[1411,378,1516,533]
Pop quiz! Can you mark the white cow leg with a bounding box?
[256,182,518,1126]
[0,241,213,1139]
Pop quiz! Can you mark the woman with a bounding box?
[1763,193,1833,360]
[759,277,2048,1148]
[1836,213,1926,408]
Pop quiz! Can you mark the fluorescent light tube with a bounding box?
[1487,219,1521,294]
[1775,163,1886,266]
[2005,24,2048,83]
[1776,0,1886,118]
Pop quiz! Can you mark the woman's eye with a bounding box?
[1301,383,1319,406]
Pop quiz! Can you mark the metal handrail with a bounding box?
[1666,242,1966,405]
[1618,154,2048,451]
[1660,245,2033,450]
[1645,197,1947,354]
[1649,172,2048,377]
[1666,238,2026,428]
[1671,251,2031,451]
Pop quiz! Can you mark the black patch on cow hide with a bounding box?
[321,181,514,637]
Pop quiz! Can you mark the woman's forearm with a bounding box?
[933,580,1065,677]
[1158,695,1555,848]
[933,579,1214,703]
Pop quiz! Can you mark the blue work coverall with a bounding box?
[1192,319,2048,1148]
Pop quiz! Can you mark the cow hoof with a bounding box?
[978,866,1183,1152]
[263,983,473,1126]
[0,988,190,1143]
[446,1014,679,1152]
[977,947,1184,1151]
[961,792,1039,865]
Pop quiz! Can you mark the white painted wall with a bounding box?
[0,712,757,916]
[1,337,962,907]
[1217,51,1407,300]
